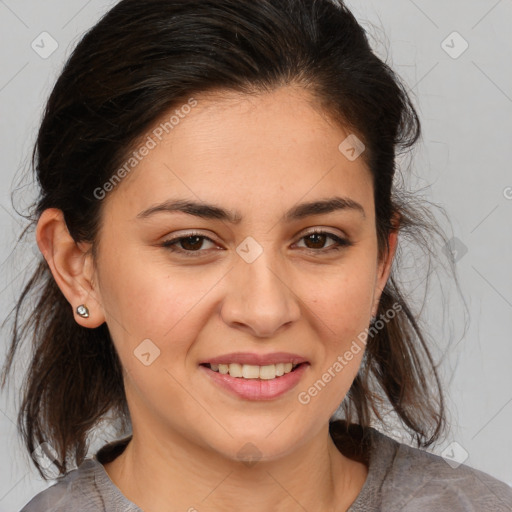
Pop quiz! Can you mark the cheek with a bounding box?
[98,240,178,328]
[97,245,219,361]
[302,258,377,339]
[96,256,207,409]
[293,256,375,406]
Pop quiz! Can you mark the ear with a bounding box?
[371,213,400,318]
[35,208,106,328]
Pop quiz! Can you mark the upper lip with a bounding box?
[201,352,309,366]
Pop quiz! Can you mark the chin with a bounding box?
[206,429,306,465]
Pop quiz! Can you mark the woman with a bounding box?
[2,0,511,510]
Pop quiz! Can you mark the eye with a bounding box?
[161,229,353,258]
[161,232,217,257]
[295,229,353,253]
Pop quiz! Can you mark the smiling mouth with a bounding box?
[200,362,304,380]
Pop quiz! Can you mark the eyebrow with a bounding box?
[136,196,366,223]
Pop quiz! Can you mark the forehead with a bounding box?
[102,86,374,220]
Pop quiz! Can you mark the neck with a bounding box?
[102,421,368,512]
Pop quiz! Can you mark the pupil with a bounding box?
[307,233,325,249]
[182,236,202,251]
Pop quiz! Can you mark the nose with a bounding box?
[220,252,301,338]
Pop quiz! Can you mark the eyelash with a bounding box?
[161,229,353,258]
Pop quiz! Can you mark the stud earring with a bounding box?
[76,304,90,318]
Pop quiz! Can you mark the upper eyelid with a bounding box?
[162,228,348,248]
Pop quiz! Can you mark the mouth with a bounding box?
[200,362,304,380]
[199,361,309,401]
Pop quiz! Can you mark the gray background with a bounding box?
[1,0,511,510]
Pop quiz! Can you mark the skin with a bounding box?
[36,85,398,512]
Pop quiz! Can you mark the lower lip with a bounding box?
[199,363,309,401]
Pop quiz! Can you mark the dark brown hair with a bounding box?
[1,0,465,480]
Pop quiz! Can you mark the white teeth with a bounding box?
[242,364,260,379]
[259,365,276,380]
[208,362,300,379]
[229,363,243,378]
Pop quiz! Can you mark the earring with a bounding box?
[76,304,90,318]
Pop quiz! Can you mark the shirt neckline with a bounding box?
[87,421,396,511]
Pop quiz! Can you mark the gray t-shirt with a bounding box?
[20,422,512,511]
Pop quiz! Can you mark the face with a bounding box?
[49,86,396,462]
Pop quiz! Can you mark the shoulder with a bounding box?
[19,459,104,512]
[330,420,512,511]
[371,428,512,511]
[19,437,140,512]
